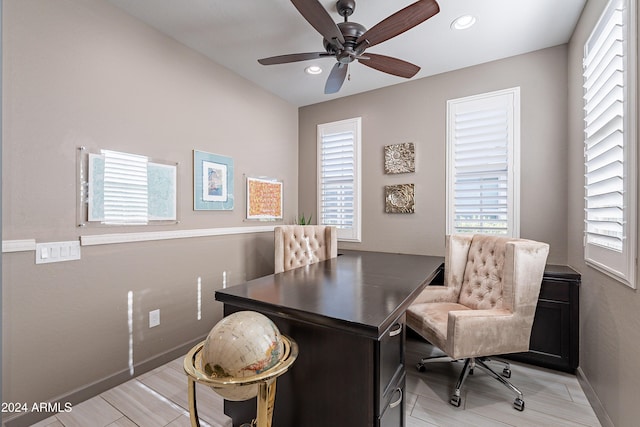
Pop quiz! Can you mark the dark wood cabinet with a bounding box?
[506,265,581,373]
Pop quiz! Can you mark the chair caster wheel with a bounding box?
[502,368,512,378]
[450,395,461,407]
[416,363,426,372]
[513,398,525,411]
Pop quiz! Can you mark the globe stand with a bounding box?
[184,335,298,427]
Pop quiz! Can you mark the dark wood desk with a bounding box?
[215,250,443,427]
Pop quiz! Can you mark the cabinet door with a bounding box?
[529,299,570,362]
[505,277,578,373]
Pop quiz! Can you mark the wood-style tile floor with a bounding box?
[31,340,601,427]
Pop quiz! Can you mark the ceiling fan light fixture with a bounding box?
[451,15,476,30]
[305,65,323,75]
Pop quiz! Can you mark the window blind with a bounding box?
[317,117,361,242]
[583,0,625,251]
[103,150,149,225]
[582,0,637,288]
[320,130,355,229]
[446,88,519,237]
[452,108,509,234]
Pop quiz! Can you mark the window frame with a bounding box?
[316,117,362,242]
[583,0,637,288]
[446,87,521,238]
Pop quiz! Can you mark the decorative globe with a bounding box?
[201,311,284,401]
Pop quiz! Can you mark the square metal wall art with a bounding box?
[384,142,415,174]
[385,184,415,214]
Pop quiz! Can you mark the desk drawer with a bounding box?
[378,315,404,414]
[539,279,570,302]
[377,372,405,427]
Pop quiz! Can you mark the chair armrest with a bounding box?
[412,285,459,304]
[447,309,531,359]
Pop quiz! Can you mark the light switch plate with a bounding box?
[35,241,81,264]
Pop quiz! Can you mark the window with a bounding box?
[446,88,521,237]
[583,0,637,288]
[317,117,362,242]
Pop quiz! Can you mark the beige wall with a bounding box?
[567,1,640,426]
[2,0,297,418]
[4,0,639,426]
[300,45,569,263]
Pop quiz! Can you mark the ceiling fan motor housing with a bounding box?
[323,21,366,62]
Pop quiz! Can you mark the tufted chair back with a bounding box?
[274,225,338,273]
[458,235,508,311]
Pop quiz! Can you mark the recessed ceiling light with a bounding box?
[451,15,476,30]
[305,65,323,75]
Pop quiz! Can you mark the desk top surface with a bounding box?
[215,250,443,339]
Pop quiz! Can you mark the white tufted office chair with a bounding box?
[274,225,338,274]
[407,234,549,411]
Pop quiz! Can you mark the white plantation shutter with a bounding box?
[317,118,361,242]
[584,0,625,251]
[583,0,637,287]
[446,88,520,237]
[103,150,149,225]
[321,132,354,226]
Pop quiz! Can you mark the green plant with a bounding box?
[296,213,313,225]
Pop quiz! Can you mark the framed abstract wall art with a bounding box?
[79,147,178,226]
[246,176,283,220]
[193,150,234,211]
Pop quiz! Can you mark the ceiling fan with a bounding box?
[258,0,440,94]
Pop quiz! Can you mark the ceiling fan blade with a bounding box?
[291,0,345,46]
[358,53,420,78]
[325,63,348,94]
[356,0,440,49]
[258,52,332,65]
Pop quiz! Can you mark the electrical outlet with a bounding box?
[149,309,160,328]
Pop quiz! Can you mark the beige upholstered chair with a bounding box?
[407,234,549,411]
[274,225,338,273]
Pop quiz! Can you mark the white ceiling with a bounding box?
[107,0,587,107]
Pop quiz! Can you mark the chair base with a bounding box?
[416,356,525,411]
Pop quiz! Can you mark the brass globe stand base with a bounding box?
[184,335,298,427]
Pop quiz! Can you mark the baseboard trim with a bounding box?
[3,334,208,427]
[576,366,615,427]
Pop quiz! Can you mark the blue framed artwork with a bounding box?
[194,150,234,210]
